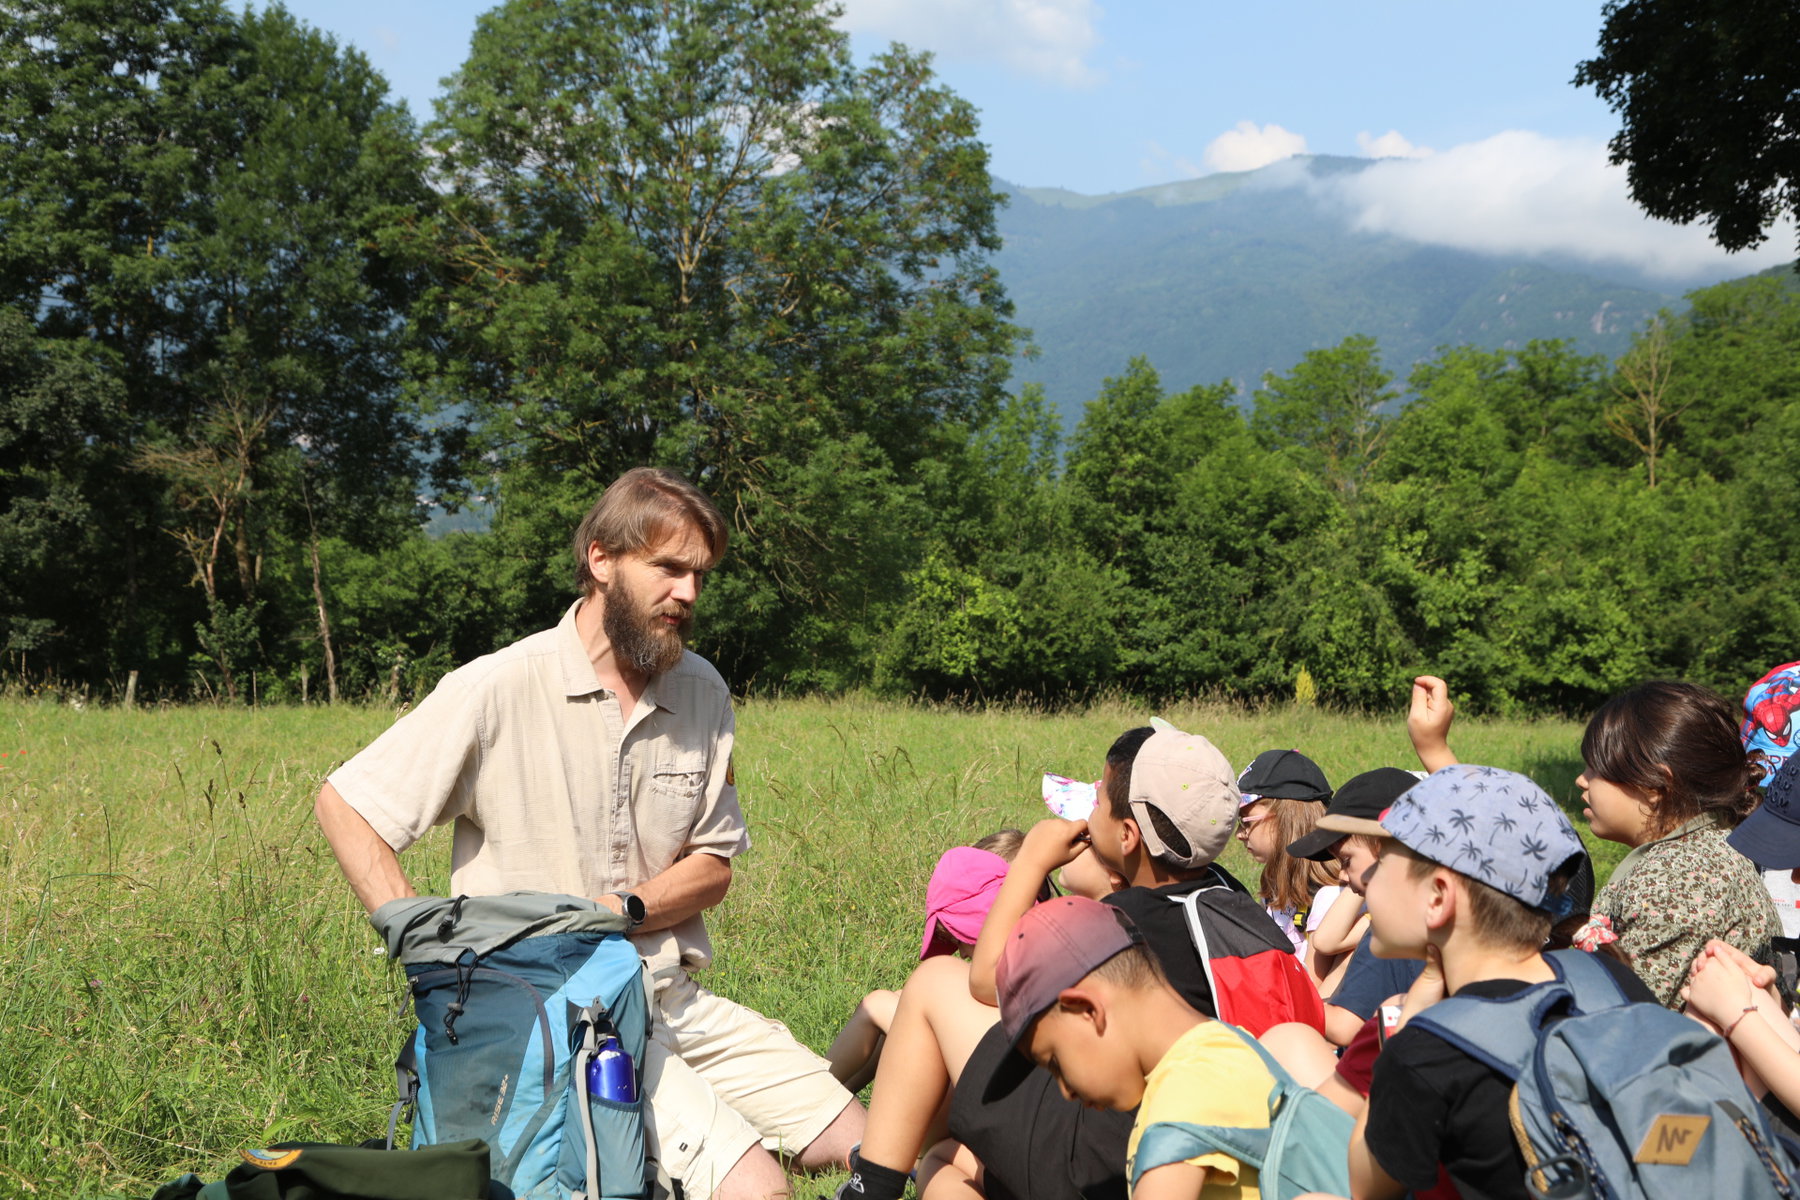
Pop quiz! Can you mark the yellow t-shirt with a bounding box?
[1127,1021,1273,1199]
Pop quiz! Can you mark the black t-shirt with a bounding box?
[1328,928,1427,1020]
[1363,954,1657,1200]
[1102,865,1264,1016]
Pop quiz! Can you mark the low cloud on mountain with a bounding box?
[1315,130,1791,283]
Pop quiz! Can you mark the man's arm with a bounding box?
[602,850,731,932]
[316,780,418,914]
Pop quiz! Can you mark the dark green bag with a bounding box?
[150,1139,492,1200]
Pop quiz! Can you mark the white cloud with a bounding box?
[1355,129,1431,160]
[1315,131,1793,281]
[1202,121,1308,174]
[836,0,1103,89]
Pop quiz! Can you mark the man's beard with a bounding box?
[602,580,692,676]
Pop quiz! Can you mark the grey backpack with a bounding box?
[1409,948,1796,1200]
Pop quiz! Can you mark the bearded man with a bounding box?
[316,467,864,1200]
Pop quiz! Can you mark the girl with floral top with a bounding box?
[1574,680,1780,1007]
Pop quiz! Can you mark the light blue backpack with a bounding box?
[1409,948,1797,1200]
[1128,1023,1353,1200]
[375,893,652,1200]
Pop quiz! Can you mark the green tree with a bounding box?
[0,0,432,692]
[1251,334,1396,495]
[1575,0,1800,258]
[0,310,125,672]
[406,0,1018,688]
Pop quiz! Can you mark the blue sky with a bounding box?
[278,0,1792,281]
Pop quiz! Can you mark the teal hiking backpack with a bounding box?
[1127,1023,1353,1200]
[374,893,652,1200]
[1408,948,1797,1200]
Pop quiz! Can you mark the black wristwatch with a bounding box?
[610,891,646,927]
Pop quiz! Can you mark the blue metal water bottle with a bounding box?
[586,1034,637,1103]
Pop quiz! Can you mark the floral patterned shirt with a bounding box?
[1592,811,1780,1008]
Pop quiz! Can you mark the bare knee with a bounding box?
[792,1099,866,1173]
[918,1138,985,1200]
[902,953,973,999]
[715,1144,792,1200]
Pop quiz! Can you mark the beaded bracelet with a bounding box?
[1723,1005,1760,1040]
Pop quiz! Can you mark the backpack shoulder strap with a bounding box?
[1131,1022,1288,1180]
[1129,1022,1355,1196]
[1168,888,1229,1016]
[1545,947,1631,1011]
[1405,979,1572,1082]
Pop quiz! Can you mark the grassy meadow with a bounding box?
[0,694,1601,1196]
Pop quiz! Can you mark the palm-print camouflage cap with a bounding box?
[1378,764,1585,911]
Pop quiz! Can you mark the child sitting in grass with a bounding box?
[1234,748,1352,980]
[1411,673,1778,1007]
[827,829,1063,1091]
[832,725,1312,1200]
[1346,764,1656,1200]
[981,895,1351,1200]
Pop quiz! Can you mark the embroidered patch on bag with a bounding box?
[240,1147,305,1171]
[1634,1114,1710,1165]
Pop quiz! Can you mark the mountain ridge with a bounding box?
[990,156,1693,424]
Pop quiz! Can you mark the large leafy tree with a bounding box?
[408,0,1019,684]
[1251,334,1396,496]
[0,0,433,690]
[1575,0,1800,258]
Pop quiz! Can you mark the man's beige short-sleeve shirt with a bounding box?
[329,600,748,973]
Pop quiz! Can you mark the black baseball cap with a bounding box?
[1285,767,1420,861]
[1238,749,1333,804]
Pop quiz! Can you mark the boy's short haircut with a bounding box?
[1102,726,1239,871]
[1394,843,1562,952]
[1103,728,1157,820]
[983,897,1149,1101]
[1086,942,1167,991]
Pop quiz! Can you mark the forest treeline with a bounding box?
[3,0,1797,714]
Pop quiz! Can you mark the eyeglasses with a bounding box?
[1238,809,1277,825]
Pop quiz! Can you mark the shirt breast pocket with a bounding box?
[648,755,709,839]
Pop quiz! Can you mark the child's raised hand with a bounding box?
[1407,676,1458,772]
[1022,816,1093,871]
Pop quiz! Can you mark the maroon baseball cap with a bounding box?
[980,896,1144,1101]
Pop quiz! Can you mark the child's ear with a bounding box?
[1057,988,1107,1035]
[1423,868,1456,931]
[1117,817,1142,857]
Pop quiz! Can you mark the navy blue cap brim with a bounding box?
[1728,806,1800,870]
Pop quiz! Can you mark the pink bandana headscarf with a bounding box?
[920,846,1012,959]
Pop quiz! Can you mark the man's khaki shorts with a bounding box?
[643,970,852,1199]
